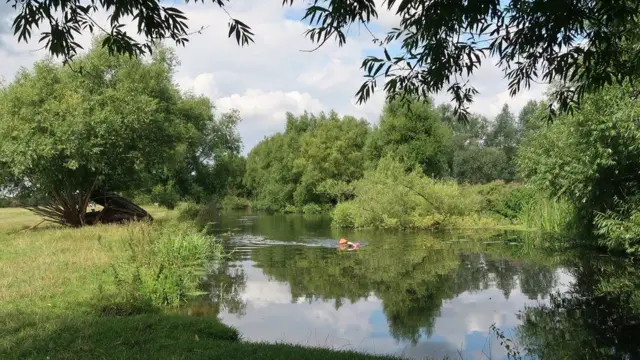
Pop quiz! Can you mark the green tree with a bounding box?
[9,1,640,119]
[365,99,452,178]
[0,38,233,225]
[439,103,512,184]
[517,100,547,139]
[140,108,245,204]
[518,83,640,253]
[244,111,369,211]
[295,112,370,206]
[486,104,518,181]
[452,146,510,184]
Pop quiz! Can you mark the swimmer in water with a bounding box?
[338,237,360,250]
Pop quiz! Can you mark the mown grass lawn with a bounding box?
[0,207,398,360]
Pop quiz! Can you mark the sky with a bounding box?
[217,261,575,359]
[0,0,547,154]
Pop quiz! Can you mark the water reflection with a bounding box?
[191,212,639,360]
[517,254,640,359]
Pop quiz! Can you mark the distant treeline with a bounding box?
[243,97,537,213]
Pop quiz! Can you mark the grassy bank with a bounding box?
[0,207,398,360]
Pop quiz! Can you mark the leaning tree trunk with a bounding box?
[25,187,152,227]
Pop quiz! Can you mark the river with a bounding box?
[188,211,640,360]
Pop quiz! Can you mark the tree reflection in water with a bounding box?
[517,253,640,360]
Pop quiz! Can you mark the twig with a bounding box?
[9,219,46,235]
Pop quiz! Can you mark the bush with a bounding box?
[302,203,323,214]
[176,201,220,229]
[150,182,180,210]
[177,202,204,221]
[131,193,153,206]
[282,204,299,214]
[331,202,357,227]
[331,156,485,229]
[97,221,222,312]
[594,196,640,254]
[220,195,251,210]
[472,181,537,220]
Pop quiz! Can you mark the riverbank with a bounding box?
[0,207,399,360]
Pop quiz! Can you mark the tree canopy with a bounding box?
[7,0,640,120]
[244,111,370,211]
[0,37,243,224]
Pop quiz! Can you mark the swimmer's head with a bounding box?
[338,238,348,244]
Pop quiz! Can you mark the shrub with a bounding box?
[282,204,299,214]
[177,202,204,221]
[594,196,640,254]
[150,182,180,210]
[331,156,484,229]
[471,181,537,221]
[302,203,323,214]
[97,221,222,313]
[220,195,251,210]
[331,202,357,227]
[131,193,153,206]
[177,201,220,228]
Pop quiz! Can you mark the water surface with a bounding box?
[190,211,640,360]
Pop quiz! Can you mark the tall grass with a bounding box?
[517,196,574,233]
[95,219,224,315]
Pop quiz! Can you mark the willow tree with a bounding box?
[0,38,216,226]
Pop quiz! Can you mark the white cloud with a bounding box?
[0,1,547,154]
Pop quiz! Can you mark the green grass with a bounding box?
[0,207,398,360]
[517,196,574,233]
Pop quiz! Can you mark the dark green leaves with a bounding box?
[8,0,255,62]
[8,0,640,122]
[227,19,254,47]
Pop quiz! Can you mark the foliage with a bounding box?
[594,196,640,254]
[441,103,519,183]
[96,220,220,312]
[453,145,510,184]
[517,100,547,139]
[177,202,205,222]
[0,37,244,225]
[365,98,452,178]
[0,40,185,206]
[314,179,355,204]
[516,196,575,234]
[485,105,519,182]
[301,203,323,214]
[11,1,640,121]
[518,83,640,253]
[220,195,251,211]
[150,181,180,210]
[472,181,537,221]
[282,204,298,214]
[245,111,369,211]
[331,156,492,229]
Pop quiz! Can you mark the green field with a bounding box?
[0,207,397,360]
